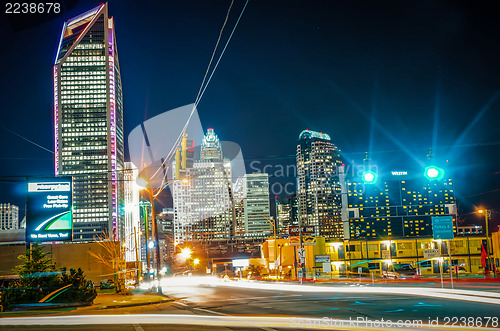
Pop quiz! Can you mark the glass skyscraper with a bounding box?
[53,4,124,241]
[296,130,343,239]
[242,173,271,238]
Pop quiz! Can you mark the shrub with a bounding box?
[1,244,96,309]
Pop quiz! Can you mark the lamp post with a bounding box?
[145,186,162,294]
[258,214,277,277]
[478,209,491,272]
[139,200,151,279]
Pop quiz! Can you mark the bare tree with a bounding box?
[89,232,125,293]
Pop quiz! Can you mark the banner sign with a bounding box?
[26,177,73,242]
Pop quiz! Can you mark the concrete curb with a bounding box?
[96,298,174,310]
[10,302,92,311]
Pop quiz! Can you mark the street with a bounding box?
[2,277,499,330]
[162,278,500,323]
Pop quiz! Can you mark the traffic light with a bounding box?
[362,171,377,184]
[424,165,444,180]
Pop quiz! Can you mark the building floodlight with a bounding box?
[424,166,444,180]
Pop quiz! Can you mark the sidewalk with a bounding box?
[84,290,173,310]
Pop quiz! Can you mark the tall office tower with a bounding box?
[54,4,124,241]
[123,162,140,262]
[242,173,271,238]
[275,196,298,235]
[296,130,343,239]
[200,128,223,160]
[341,166,457,239]
[0,203,19,230]
[173,128,234,244]
[233,177,246,238]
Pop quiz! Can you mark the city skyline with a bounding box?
[1,1,499,232]
[1,3,500,324]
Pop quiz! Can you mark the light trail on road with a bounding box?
[157,276,500,306]
[1,314,498,330]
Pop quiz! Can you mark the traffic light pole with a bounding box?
[485,210,490,272]
[147,187,162,295]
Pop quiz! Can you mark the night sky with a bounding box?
[1,0,499,229]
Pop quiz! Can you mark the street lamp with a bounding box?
[477,209,491,272]
[180,247,192,260]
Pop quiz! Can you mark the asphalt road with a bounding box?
[163,280,500,324]
[1,278,499,330]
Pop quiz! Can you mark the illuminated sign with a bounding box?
[391,171,407,176]
[315,255,331,263]
[432,216,454,240]
[26,177,73,242]
[232,259,250,268]
[289,226,315,235]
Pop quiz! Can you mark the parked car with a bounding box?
[382,264,416,279]
[99,279,115,289]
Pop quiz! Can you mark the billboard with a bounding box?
[26,177,73,242]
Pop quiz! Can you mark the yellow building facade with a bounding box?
[260,235,495,279]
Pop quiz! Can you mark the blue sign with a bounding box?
[26,177,73,242]
[432,216,454,240]
[315,255,331,263]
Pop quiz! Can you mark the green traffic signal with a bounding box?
[424,166,444,180]
[362,171,377,184]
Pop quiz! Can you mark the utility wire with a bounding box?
[196,0,249,106]
[148,0,236,185]
[149,0,249,192]
[2,126,54,154]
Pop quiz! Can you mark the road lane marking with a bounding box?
[351,301,378,305]
[414,302,442,307]
[132,324,144,331]
[194,307,227,316]
[381,309,405,313]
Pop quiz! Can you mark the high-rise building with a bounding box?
[275,196,298,235]
[123,162,140,262]
[53,4,124,241]
[200,128,223,160]
[0,203,19,230]
[173,129,234,244]
[242,173,271,238]
[296,130,343,239]
[157,208,175,265]
[340,166,457,239]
